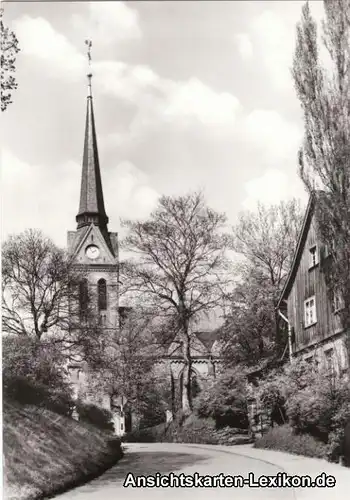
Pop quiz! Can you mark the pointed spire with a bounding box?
[76,41,109,230]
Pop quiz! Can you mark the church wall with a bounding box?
[85,269,119,331]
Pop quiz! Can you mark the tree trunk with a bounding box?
[178,299,192,414]
[170,367,176,419]
[181,334,192,414]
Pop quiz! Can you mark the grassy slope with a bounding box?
[3,399,123,500]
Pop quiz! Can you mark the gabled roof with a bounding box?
[195,330,218,352]
[166,329,219,358]
[277,193,316,308]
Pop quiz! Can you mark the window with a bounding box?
[333,290,344,313]
[79,279,89,320]
[324,348,335,376]
[304,296,317,327]
[98,279,107,311]
[309,245,319,268]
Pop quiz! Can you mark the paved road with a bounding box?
[55,443,300,500]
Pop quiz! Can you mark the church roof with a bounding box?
[76,86,109,230]
[195,330,218,352]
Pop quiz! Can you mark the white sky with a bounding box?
[2,0,325,247]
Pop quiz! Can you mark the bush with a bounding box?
[255,424,327,459]
[174,417,218,444]
[327,400,350,463]
[256,361,350,463]
[75,401,114,433]
[194,368,249,429]
[125,422,168,443]
[256,360,316,426]
[2,336,69,393]
[3,376,74,417]
[125,414,253,445]
[287,375,350,445]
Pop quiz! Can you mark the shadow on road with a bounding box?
[90,451,210,489]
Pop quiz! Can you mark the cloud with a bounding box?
[71,1,142,45]
[94,62,241,131]
[14,16,84,79]
[234,33,253,60]
[95,66,241,137]
[249,1,327,92]
[1,149,80,245]
[106,161,159,220]
[251,10,295,91]
[93,60,161,101]
[1,150,159,246]
[161,78,240,129]
[14,12,241,134]
[242,109,302,164]
[242,168,307,210]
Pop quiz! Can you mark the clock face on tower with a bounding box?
[85,244,100,260]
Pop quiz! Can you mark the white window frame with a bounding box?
[309,245,319,269]
[304,296,317,327]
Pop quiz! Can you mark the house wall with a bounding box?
[299,335,349,377]
[287,213,344,354]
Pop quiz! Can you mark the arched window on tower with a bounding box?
[79,279,89,321]
[98,279,107,312]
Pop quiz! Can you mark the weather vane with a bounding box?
[85,39,93,96]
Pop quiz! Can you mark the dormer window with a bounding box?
[304,296,317,327]
[309,245,319,269]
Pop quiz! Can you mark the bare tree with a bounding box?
[1,7,20,111]
[231,200,303,334]
[121,192,231,414]
[223,200,303,366]
[2,229,100,362]
[292,0,350,348]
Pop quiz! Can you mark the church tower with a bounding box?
[67,48,119,338]
[67,43,124,433]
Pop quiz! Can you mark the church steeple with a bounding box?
[76,41,108,230]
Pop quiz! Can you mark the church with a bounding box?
[66,65,221,436]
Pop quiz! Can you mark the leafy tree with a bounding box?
[221,268,277,367]
[84,308,167,422]
[121,192,231,413]
[194,367,249,429]
[292,0,350,352]
[1,7,20,111]
[223,200,303,366]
